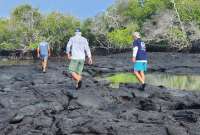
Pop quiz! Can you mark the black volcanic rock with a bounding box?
[0,53,200,135]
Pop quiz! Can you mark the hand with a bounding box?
[37,54,40,58]
[67,54,71,60]
[48,53,51,57]
[88,57,92,65]
[131,57,136,63]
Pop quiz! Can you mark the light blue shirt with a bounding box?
[38,41,49,56]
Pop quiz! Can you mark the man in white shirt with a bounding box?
[66,28,92,89]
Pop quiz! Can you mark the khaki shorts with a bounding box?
[68,59,85,75]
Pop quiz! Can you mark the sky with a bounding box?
[0,0,115,19]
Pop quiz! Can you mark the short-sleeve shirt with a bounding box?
[133,38,147,61]
[38,41,49,56]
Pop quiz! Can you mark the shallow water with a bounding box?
[106,73,200,91]
[1,59,200,91]
[146,73,200,91]
[0,57,66,66]
[0,59,35,66]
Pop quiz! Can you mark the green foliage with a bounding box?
[81,18,96,47]
[167,27,188,49]
[107,23,139,48]
[6,5,43,49]
[169,27,186,39]
[0,19,22,48]
[28,42,39,49]
[125,0,172,23]
[176,0,200,24]
[0,5,80,53]
[92,0,199,51]
[127,23,139,32]
[40,12,80,54]
[12,4,41,28]
[107,73,138,84]
[107,28,132,48]
[91,0,174,50]
[0,1,200,52]
[0,20,8,42]
[0,42,19,50]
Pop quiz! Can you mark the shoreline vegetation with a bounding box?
[0,0,200,54]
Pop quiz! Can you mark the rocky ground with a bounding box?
[0,52,200,135]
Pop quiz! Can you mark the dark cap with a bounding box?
[75,28,81,32]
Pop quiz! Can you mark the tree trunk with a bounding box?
[171,0,190,49]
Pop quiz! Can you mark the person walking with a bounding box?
[66,28,92,89]
[37,38,51,73]
[132,32,147,90]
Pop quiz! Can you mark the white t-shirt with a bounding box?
[66,33,91,60]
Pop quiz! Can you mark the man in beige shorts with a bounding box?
[65,28,92,89]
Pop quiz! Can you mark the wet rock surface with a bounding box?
[0,52,200,135]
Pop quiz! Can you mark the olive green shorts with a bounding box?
[68,59,85,75]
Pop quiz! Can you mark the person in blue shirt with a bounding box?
[37,38,51,73]
[132,32,147,90]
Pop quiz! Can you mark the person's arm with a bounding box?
[84,40,92,65]
[132,46,138,63]
[66,38,72,60]
[48,44,51,57]
[37,45,40,58]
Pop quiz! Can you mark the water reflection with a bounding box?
[146,73,200,91]
[0,57,66,66]
[1,59,200,91]
[0,59,35,66]
[107,73,200,91]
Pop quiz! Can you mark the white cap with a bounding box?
[133,32,140,38]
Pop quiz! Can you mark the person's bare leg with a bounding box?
[43,59,47,72]
[41,60,44,70]
[46,60,48,69]
[139,71,145,84]
[71,72,81,81]
[134,71,144,84]
[71,72,82,88]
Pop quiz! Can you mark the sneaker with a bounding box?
[62,89,78,99]
[139,83,146,91]
[75,81,78,89]
[62,71,66,75]
[76,80,82,90]
[62,71,72,78]
[43,68,46,73]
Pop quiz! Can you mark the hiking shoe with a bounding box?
[62,71,72,78]
[62,89,78,99]
[139,83,146,91]
[43,68,46,73]
[76,81,82,90]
